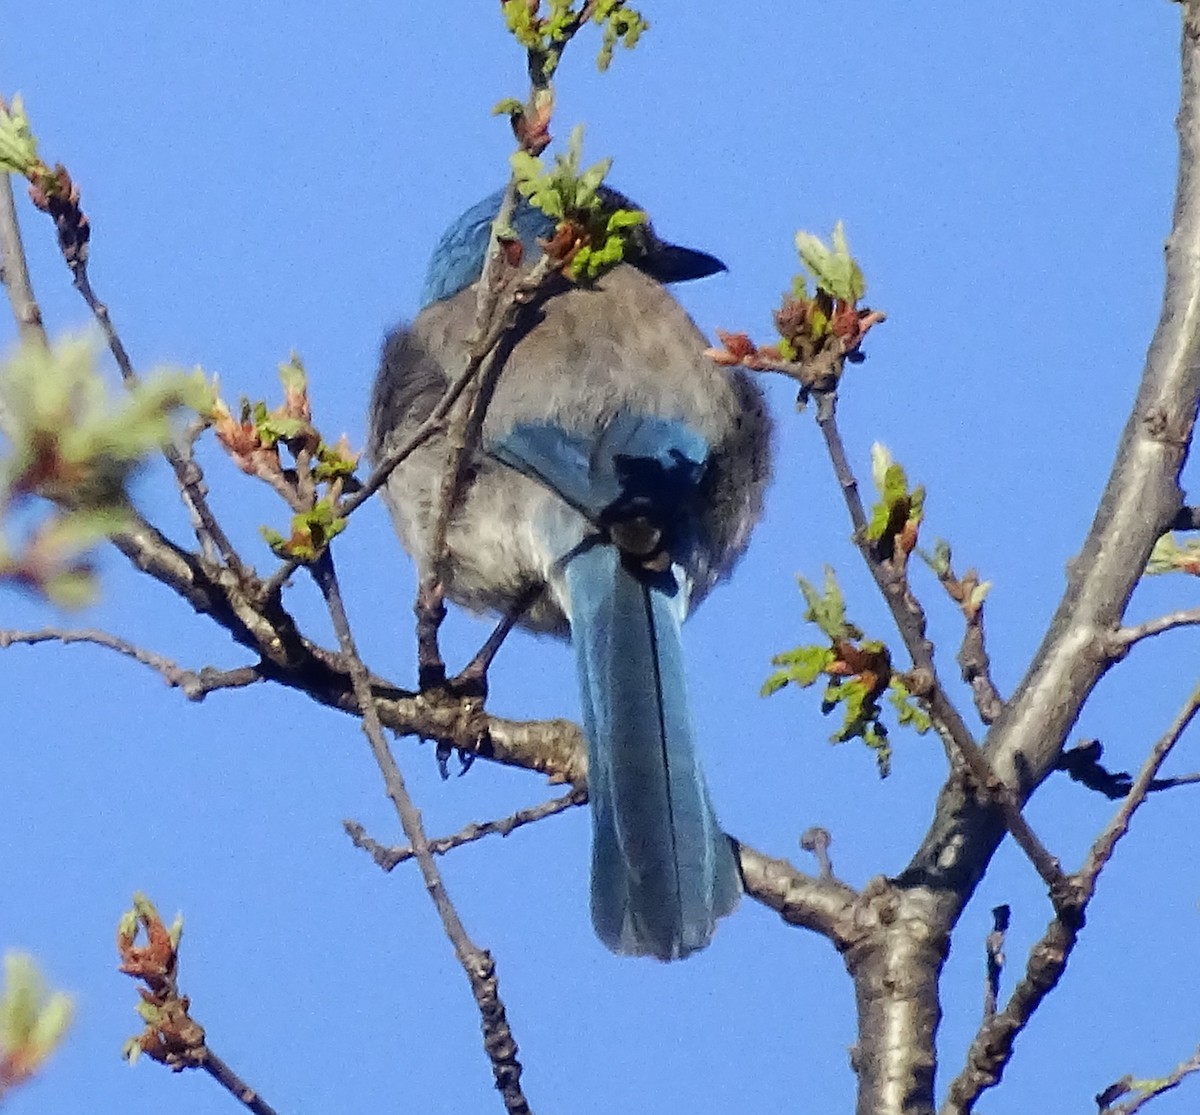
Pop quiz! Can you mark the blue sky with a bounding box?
[2,2,1197,1113]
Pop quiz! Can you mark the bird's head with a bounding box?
[419,185,725,308]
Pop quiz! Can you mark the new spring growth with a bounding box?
[866,442,925,568]
[708,222,885,395]
[510,124,647,281]
[0,337,211,606]
[0,953,73,1099]
[117,893,203,1070]
[210,355,359,563]
[1146,533,1200,576]
[762,566,931,776]
[0,95,90,268]
[501,0,648,82]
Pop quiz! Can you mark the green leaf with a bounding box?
[313,437,360,482]
[257,415,309,446]
[797,567,859,641]
[592,1,649,70]
[824,677,893,777]
[277,353,306,395]
[794,220,866,303]
[920,538,953,576]
[0,336,210,504]
[888,678,932,735]
[0,952,73,1078]
[261,496,347,562]
[864,443,924,549]
[502,0,543,49]
[761,644,836,695]
[0,95,40,176]
[1146,533,1200,575]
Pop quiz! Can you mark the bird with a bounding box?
[368,185,772,960]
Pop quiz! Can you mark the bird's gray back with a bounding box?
[368,264,771,634]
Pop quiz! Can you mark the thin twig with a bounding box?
[416,180,537,686]
[0,175,47,349]
[930,554,1004,724]
[812,388,1068,897]
[1098,1046,1200,1114]
[310,550,532,1115]
[69,259,248,578]
[1113,607,1200,649]
[345,789,586,871]
[201,1052,280,1115]
[0,626,261,700]
[1076,685,1200,889]
[942,678,1200,1114]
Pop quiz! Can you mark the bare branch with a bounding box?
[1,163,248,580]
[930,553,1004,724]
[72,258,248,577]
[942,677,1200,1114]
[956,620,1004,727]
[199,1051,280,1115]
[310,550,532,1115]
[0,175,47,349]
[737,843,860,949]
[345,788,587,870]
[961,0,1200,818]
[0,627,261,700]
[1077,687,1200,888]
[1113,606,1200,648]
[417,246,558,687]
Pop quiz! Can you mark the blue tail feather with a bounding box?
[565,544,740,960]
[491,412,739,959]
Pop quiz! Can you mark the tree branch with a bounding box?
[897,0,1200,974]
[0,175,46,350]
[199,1051,280,1115]
[310,550,532,1115]
[813,388,1067,897]
[737,844,860,948]
[72,261,248,578]
[1113,606,1200,648]
[344,789,587,870]
[941,676,1200,1114]
[0,627,261,700]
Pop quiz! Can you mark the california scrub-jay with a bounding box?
[368,186,772,960]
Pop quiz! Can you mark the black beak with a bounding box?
[639,242,727,285]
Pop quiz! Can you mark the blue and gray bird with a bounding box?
[368,186,772,960]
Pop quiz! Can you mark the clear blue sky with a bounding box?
[2,3,1196,1113]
